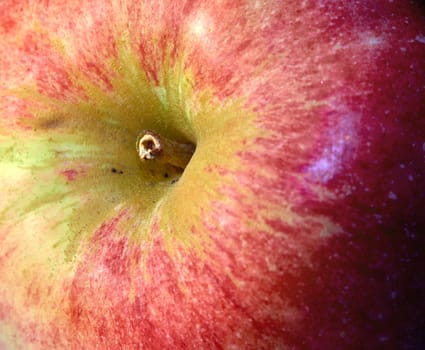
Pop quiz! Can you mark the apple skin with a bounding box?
[0,0,425,349]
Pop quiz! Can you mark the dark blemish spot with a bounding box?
[164,173,169,178]
[171,178,178,184]
[112,168,124,174]
[40,118,63,129]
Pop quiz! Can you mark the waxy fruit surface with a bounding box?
[0,0,424,349]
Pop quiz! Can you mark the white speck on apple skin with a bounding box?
[265,256,277,272]
[387,191,398,200]
[362,34,385,47]
[415,34,425,44]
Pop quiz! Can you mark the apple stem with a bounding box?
[136,130,195,169]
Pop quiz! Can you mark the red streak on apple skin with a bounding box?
[61,169,79,182]
[64,217,290,349]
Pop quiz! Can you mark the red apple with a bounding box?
[1,0,424,349]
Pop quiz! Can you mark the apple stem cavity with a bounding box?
[136,130,195,170]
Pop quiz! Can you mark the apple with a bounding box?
[0,0,424,349]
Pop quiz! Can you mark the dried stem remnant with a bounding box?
[136,130,195,169]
